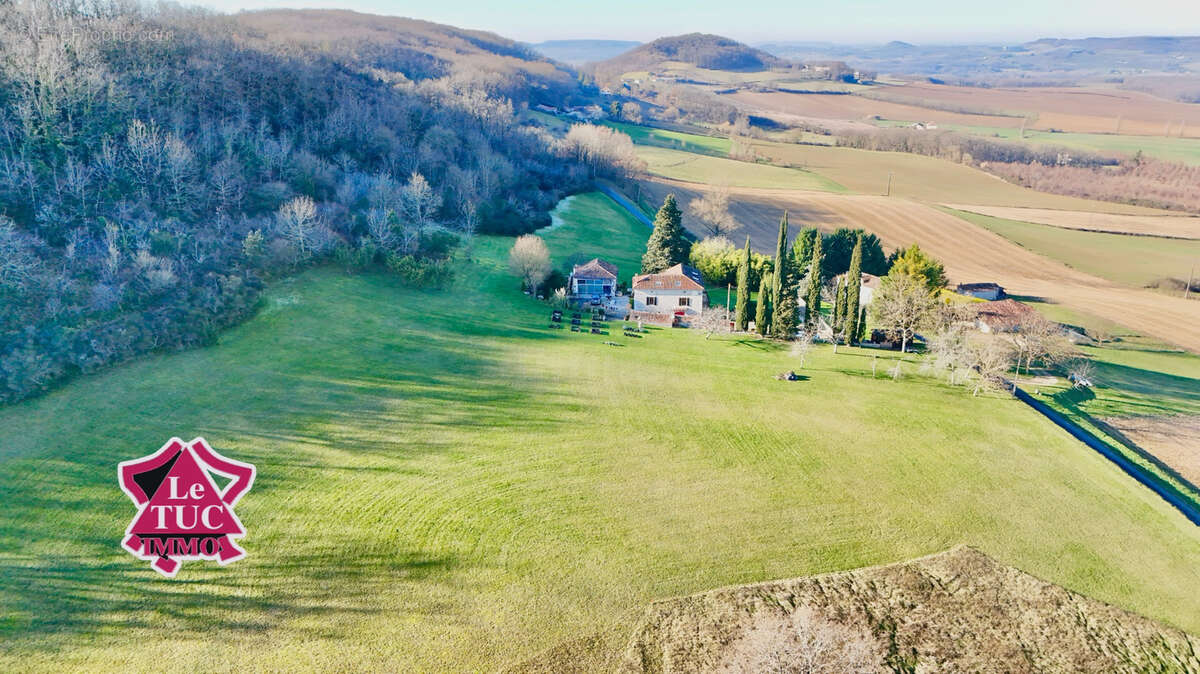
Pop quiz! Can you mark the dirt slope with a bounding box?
[641,178,1200,352]
[617,546,1200,673]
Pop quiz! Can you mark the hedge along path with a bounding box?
[640,177,1200,353]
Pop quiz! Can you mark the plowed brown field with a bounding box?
[730,84,1200,138]
[642,177,1200,352]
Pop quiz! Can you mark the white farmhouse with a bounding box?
[631,264,707,319]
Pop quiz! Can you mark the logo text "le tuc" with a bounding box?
[118,437,255,578]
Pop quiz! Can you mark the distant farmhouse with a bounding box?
[974,299,1035,333]
[631,263,707,321]
[569,258,618,302]
[956,282,1006,301]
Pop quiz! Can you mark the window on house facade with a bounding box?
[646,296,657,306]
[678,297,690,307]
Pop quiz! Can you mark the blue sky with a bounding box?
[198,0,1200,44]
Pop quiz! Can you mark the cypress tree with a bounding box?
[845,233,864,344]
[856,305,868,344]
[755,273,772,336]
[770,212,797,339]
[641,194,689,273]
[832,276,845,335]
[734,237,751,331]
[804,233,823,330]
[791,227,818,272]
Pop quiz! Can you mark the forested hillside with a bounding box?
[0,2,600,403]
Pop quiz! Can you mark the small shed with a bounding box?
[956,282,1006,301]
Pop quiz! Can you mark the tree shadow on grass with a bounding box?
[0,282,571,653]
[1051,386,1200,503]
[1088,361,1200,411]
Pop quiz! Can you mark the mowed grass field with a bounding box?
[634,145,846,192]
[948,209,1200,289]
[3,193,1200,672]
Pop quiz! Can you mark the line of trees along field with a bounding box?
[0,1,634,404]
[837,127,1200,213]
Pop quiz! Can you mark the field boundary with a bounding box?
[596,183,653,228]
[1014,385,1200,527]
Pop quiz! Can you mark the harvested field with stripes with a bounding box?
[944,205,1200,239]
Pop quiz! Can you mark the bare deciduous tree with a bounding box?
[688,184,738,237]
[401,172,442,227]
[561,124,645,179]
[508,234,551,297]
[276,196,331,257]
[790,331,815,368]
[869,273,938,353]
[693,307,732,339]
[966,335,1015,396]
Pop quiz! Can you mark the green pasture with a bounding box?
[2,192,1199,671]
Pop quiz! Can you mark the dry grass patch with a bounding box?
[608,546,1200,673]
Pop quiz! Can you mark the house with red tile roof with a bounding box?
[630,263,707,320]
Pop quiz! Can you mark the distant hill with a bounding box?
[232,9,580,103]
[593,33,789,82]
[759,35,1200,89]
[530,39,641,65]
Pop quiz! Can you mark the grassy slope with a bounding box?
[635,145,846,192]
[947,208,1200,288]
[605,121,732,157]
[2,193,1200,671]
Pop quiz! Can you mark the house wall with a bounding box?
[962,288,1003,301]
[632,288,705,316]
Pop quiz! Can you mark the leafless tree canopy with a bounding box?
[508,234,551,297]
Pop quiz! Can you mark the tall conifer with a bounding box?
[755,273,772,336]
[845,233,864,344]
[770,212,797,339]
[734,237,751,331]
[804,233,823,330]
[641,194,688,273]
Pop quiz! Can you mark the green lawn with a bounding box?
[636,145,847,192]
[605,121,732,157]
[875,118,1200,165]
[947,207,1200,289]
[3,192,1200,671]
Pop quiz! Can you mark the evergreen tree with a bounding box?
[791,227,818,272]
[734,237,751,331]
[856,305,868,344]
[804,233,824,330]
[832,276,846,335]
[844,233,864,344]
[641,194,689,273]
[755,273,772,336]
[770,212,797,339]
